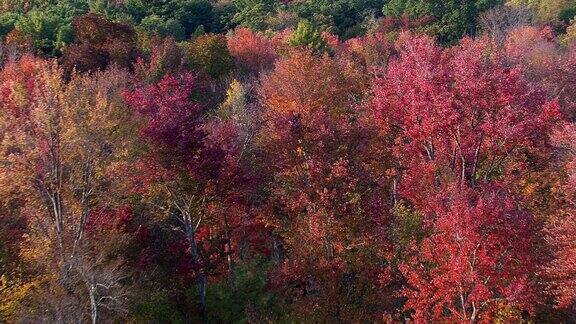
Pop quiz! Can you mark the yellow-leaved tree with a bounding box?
[0,55,137,323]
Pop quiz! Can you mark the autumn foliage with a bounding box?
[1,6,576,323]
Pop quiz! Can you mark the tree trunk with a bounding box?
[88,284,98,324]
[271,234,282,264]
[184,212,207,322]
[222,210,233,272]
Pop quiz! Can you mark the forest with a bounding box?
[0,0,576,322]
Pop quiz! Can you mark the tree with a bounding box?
[4,27,33,51]
[185,33,233,78]
[0,12,20,39]
[11,0,87,55]
[543,122,576,313]
[170,0,217,35]
[339,30,394,68]
[478,5,533,45]
[546,43,576,118]
[0,57,134,323]
[507,0,574,22]
[257,49,394,321]
[205,256,284,322]
[0,194,26,321]
[290,0,385,38]
[13,10,67,55]
[61,13,138,75]
[372,33,560,210]
[134,37,187,83]
[561,18,576,46]
[400,187,537,321]
[137,15,186,41]
[230,0,279,30]
[383,0,503,44]
[503,27,576,119]
[288,20,331,53]
[126,73,248,317]
[372,33,561,321]
[544,211,576,312]
[227,27,277,74]
[60,42,110,76]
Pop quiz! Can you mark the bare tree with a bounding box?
[77,244,130,324]
[479,5,534,45]
[157,184,209,321]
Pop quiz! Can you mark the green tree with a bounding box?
[122,0,149,23]
[383,0,503,44]
[231,0,279,30]
[131,292,186,324]
[88,0,127,20]
[288,20,331,54]
[14,10,65,54]
[0,12,20,39]
[12,0,87,55]
[293,0,385,38]
[166,0,216,35]
[185,33,233,78]
[138,15,186,41]
[205,257,284,323]
[90,0,217,36]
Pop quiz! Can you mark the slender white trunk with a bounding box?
[88,284,97,324]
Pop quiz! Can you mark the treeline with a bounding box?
[0,1,576,323]
[1,0,575,56]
